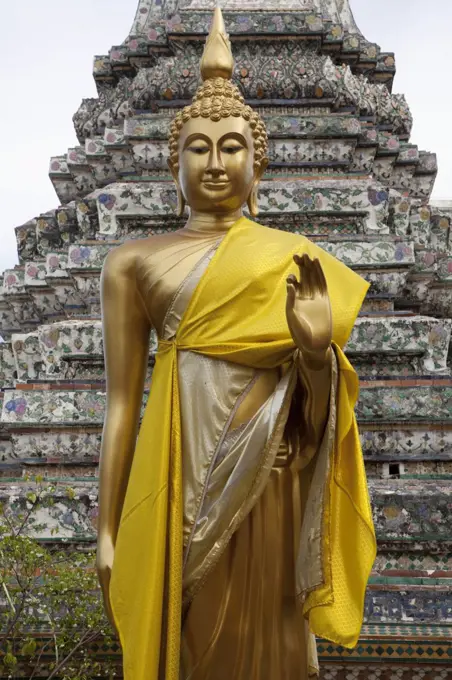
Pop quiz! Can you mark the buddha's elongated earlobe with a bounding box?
[247,184,259,217]
[247,158,269,217]
[176,184,186,217]
[168,159,186,216]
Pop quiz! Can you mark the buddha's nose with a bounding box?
[206,147,226,177]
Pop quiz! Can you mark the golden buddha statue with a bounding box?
[96,9,376,680]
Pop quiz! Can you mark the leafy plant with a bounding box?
[0,476,118,678]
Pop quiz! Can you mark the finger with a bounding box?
[301,254,315,298]
[308,258,323,295]
[287,272,303,294]
[100,572,110,603]
[293,254,310,297]
[313,258,328,296]
[286,278,297,306]
[293,253,308,280]
[292,255,301,285]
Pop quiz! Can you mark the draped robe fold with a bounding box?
[109,217,377,680]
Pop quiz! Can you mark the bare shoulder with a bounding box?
[102,234,173,278]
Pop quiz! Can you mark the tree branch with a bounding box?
[29,639,53,680]
[0,590,27,646]
[46,629,101,680]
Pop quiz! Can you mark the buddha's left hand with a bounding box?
[286,254,333,369]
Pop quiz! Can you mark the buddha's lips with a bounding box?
[202,180,230,189]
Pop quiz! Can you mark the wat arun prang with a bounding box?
[0,1,451,678]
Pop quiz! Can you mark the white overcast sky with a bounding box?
[0,0,451,273]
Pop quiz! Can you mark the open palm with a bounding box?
[285,254,332,360]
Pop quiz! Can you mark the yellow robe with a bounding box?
[110,217,377,680]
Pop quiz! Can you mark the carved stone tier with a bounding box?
[2,379,451,426]
[98,0,397,93]
[76,45,406,138]
[4,197,451,339]
[1,316,450,388]
[1,475,451,549]
[50,114,438,204]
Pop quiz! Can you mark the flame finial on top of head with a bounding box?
[200,6,234,81]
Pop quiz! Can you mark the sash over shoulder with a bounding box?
[109,217,376,680]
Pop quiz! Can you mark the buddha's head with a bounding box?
[168,8,268,217]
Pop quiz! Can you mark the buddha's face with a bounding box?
[172,116,262,213]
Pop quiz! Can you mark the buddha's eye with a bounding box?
[221,144,243,155]
[187,145,209,155]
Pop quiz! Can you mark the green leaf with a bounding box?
[21,638,37,656]
[3,652,18,668]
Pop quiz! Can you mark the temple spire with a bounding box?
[200,6,234,81]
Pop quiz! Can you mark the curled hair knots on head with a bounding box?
[181,108,192,123]
[193,78,245,104]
